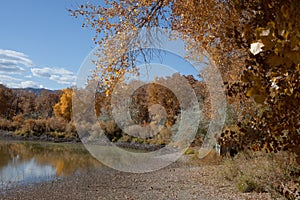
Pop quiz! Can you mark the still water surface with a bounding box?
[0,140,102,189]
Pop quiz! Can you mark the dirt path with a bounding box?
[1,157,272,200]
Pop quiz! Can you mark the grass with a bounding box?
[184,147,195,155]
[218,150,300,198]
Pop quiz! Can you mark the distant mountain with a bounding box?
[12,87,59,95]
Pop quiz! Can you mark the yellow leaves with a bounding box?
[267,21,275,29]
[274,48,279,55]
[246,86,267,104]
[105,90,111,97]
[245,88,254,98]
[284,88,294,96]
[280,5,290,19]
[267,3,273,8]
[282,30,289,40]
[133,8,140,14]
[104,79,109,85]
[253,95,266,104]
[53,88,73,121]
[296,64,300,72]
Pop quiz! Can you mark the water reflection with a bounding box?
[0,140,102,188]
[0,158,56,186]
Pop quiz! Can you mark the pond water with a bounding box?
[0,140,102,189]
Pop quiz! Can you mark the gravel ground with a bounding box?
[1,156,273,200]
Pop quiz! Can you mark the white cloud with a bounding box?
[31,67,73,78]
[20,80,43,88]
[31,67,52,77]
[0,64,25,74]
[0,49,33,74]
[0,50,77,88]
[49,74,76,85]
[0,74,22,83]
[31,67,76,85]
[0,75,42,88]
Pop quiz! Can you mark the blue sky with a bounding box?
[0,1,204,90]
[0,0,96,89]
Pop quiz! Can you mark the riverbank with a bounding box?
[0,130,80,143]
[1,156,272,200]
[0,130,166,151]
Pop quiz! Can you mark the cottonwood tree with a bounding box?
[35,90,60,118]
[0,84,14,118]
[225,0,300,154]
[69,0,248,145]
[69,0,243,94]
[53,88,73,122]
[70,0,299,154]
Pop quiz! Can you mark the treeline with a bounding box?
[0,73,225,145]
[0,84,76,140]
[77,74,215,146]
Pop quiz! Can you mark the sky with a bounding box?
[0,1,204,90]
[0,0,96,90]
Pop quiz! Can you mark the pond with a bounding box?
[0,140,102,190]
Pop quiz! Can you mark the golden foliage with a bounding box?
[231,0,300,153]
[70,0,299,154]
[53,88,73,122]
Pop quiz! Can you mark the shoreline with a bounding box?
[0,130,80,143]
[0,130,166,151]
[0,130,276,199]
[0,160,272,200]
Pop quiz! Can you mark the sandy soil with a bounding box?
[1,156,273,200]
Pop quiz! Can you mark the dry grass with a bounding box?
[0,117,78,140]
[218,150,300,199]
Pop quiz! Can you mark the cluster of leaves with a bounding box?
[69,0,244,122]
[53,88,73,122]
[70,0,299,155]
[70,1,173,96]
[224,0,300,154]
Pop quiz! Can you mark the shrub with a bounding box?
[32,119,47,134]
[10,114,24,131]
[0,118,14,131]
[236,175,264,193]
[148,127,172,145]
[47,118,67,133]
[220,150,300,197]
[21,119,36,135]
[65,122,77,134]
[99,120,122,141]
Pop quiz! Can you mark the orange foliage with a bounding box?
[53,88,73,122]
